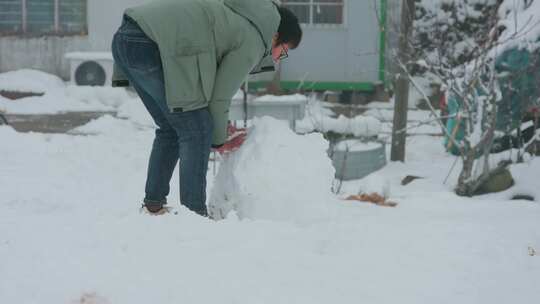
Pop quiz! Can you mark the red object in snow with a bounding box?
[439,92,447,111]
[213,123,247,155]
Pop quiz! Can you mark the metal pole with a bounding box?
[378,0,388,84]
[390,0,415,162]
[54,0,60,32]
[243,78,248,128]
[21,0,27,33]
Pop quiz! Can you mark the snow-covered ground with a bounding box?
[1,71,539,304]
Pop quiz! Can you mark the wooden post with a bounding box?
[390,0,415,162]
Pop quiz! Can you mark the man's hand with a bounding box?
[212,124,247,155]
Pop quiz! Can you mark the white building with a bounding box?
[0,0,400,92]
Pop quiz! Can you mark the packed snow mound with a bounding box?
[0,69,65,93]
[210,117,335,222]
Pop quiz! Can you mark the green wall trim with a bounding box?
[248,81,375,92]
[379,0,388,86]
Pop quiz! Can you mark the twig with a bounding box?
[0,112,8,125]
[444,156,461,185]
[394,116,452,135]
[397,59,466,158]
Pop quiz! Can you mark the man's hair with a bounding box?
[276,6,303,49]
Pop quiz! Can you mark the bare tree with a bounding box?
[389,0,540,196]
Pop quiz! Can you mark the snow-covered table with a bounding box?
[229,94,307,130]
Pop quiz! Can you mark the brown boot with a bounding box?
[145,203,165,214]
[142,199,167,214]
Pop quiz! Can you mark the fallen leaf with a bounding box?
[345,192,398,207]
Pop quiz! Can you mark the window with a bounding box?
[282,0,344,25]
[0,0,87,36]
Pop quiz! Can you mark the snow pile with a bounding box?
[2,88,540,303]
[64,86,132,109]
[0,77,141,116]
[0,86,135,114]
[299,112,382,137]
[321,115,382,137]
[497,0,540,51]
[297,99,382,137]
[210,117,335,221]
[64,52,113,61]
[254,93,307,103]
[0,69,65,93]
[69,114,144,136]
[116,97,155,127]
[231,93,308,104]
[0,69,149,119]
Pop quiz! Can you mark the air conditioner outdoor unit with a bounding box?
[65,52,114,86]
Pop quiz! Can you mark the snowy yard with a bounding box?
[1,71,540,303]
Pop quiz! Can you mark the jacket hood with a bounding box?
[224,0,281,56]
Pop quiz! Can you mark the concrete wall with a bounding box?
[0,0,149,79]
[0,35,90,79]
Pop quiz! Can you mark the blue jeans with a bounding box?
[112,16,213,216]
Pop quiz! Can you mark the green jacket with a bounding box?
[116,0,280,145]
